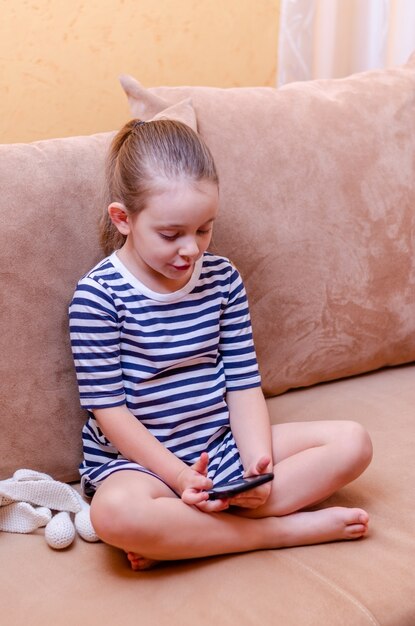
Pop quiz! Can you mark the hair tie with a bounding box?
[132,120,146,129]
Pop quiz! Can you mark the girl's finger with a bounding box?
[181,489,209,506]
[191,452,209,476]
[196,498,230,513]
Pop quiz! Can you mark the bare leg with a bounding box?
[90,469,369,570]
[235,420,372,518]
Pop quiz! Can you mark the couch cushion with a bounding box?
[0,132,112,480]
[2,366,415,625]
[122,54,415,396]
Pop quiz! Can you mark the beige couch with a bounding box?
[1,53,415,625]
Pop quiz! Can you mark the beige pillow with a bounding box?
[119,74,197,130]
[0,132,112,480]
[120,56,415,397]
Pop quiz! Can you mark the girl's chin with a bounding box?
[161,266,193,288]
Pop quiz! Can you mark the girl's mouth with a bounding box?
[171,264,191,271]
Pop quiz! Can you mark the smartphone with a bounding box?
[207,472,274,500]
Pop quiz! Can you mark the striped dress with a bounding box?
[69,251,261,496]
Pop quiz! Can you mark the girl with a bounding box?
[69,119,372,571]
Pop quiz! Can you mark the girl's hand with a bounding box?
[178,452,230,513]
[229,456,273,509]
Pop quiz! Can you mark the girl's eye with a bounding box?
[159,229,211,240]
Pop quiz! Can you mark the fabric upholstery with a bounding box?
[1,56,414,484]
[0,133,112,481]
[1,365,415,625]
[122,55,415,396]
[1,51,415,626]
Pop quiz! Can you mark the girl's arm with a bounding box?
[218,263,271,477]
[93,405,192,492]
[227,386,274,508]
[93,405,227,511]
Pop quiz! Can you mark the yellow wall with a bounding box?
[1,0,280,143]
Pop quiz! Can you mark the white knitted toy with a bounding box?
[44,490,99,549]
[0,502,52,533]
[0,469,99,549]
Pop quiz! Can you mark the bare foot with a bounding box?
[124,507,368,568]
[126,551,159,571]
[276,506,369,547]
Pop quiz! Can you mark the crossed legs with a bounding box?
[90,420,372,569]
[238,419,373,518]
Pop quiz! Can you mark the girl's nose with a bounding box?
[179,238,199,258]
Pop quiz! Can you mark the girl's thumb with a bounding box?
[192,451,209,475]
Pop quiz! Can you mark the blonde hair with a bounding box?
[100,119,219,255]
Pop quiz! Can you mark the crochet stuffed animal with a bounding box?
[0,469,99,549]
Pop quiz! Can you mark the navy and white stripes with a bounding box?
[69,251,261,494]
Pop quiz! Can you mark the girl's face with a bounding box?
[115,179,219,293]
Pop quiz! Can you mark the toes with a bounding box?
[346,524,367,536]
[344,508,369,527]
[341,509,369,536]
[357,511,369,525]
[126,551,158,571]
[131,559,153,571]
[126,551,138,563]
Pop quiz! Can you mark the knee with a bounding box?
[338,421,373,478]
[90,491,153,549]
[90,491,130,543]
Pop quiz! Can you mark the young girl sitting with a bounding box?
[69,118,373,571]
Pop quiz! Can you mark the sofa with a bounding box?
[1,52,415,626]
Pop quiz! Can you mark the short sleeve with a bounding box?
[69,278,126,410]
[219,266,261,391]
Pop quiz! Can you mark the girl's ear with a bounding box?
[108,202,130,235]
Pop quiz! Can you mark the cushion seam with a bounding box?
[281,552,380,626]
